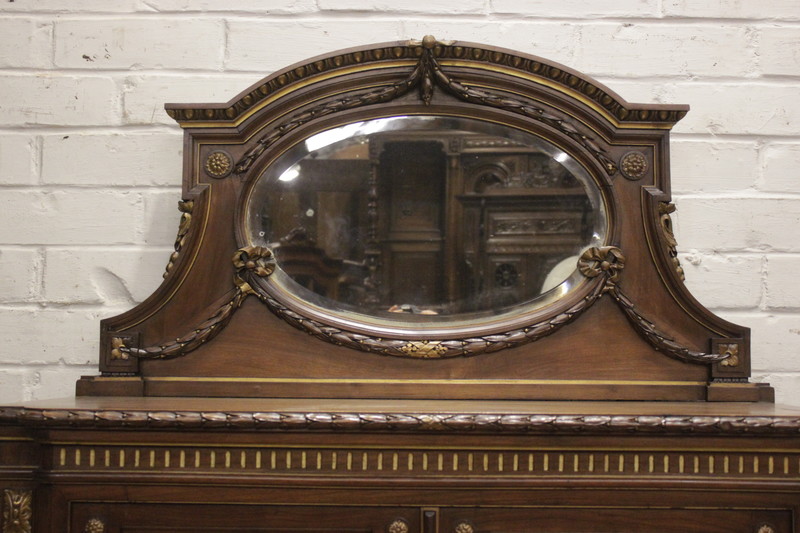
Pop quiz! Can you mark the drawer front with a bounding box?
[440,507,791,533]
[70,503,419,533]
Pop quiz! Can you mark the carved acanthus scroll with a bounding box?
[2,490,31,533]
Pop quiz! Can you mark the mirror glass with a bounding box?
[246,116,606,326]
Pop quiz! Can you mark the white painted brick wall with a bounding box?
[0,2,798,405]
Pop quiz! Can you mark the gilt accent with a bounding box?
[121,246,274,360]
[204,150,233,178]
[253,275,606,359]
[399,341,449,358]
[577,246,730,365]
[719,343,740,367]
[84,518,105,533]
[658,202,685,281]
[2,490,31,533]
[109,336,129,360]
[388,519,409,533]
[454,522,474,533]
[163,200,194,279]
[168,41,686,127]
[620,151,648,180]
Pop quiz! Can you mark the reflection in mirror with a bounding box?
[246,116,606,324]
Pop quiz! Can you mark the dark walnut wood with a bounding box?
[0,37,793,532]
[2,399,800,532]
[71,35,765,402]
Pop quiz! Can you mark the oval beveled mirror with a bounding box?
[245,115,606,328]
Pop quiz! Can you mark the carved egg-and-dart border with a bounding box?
[166,38,687,128]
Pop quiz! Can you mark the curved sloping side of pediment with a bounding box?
[164,37,688,131]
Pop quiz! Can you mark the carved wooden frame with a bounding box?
[79,36,770,402]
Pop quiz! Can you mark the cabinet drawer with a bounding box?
[70,503,419,533]
[440,507,791,533]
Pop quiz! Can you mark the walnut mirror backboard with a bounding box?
[77,36,773,402]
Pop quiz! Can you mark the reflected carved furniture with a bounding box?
[1,37,797,532]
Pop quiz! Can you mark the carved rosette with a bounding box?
[205,150,233,178]
[620,151,648,180]
[2,489,32,533]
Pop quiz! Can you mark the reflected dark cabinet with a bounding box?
[1,37,798,532]
[380,140,447,307]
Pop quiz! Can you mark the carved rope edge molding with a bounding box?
[2,407,799,435]
[121,245,731,364]
[234,36,618,176]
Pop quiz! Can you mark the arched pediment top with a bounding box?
[164,36,688,130]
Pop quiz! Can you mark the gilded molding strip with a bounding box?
[234,35,618,176]
[4,407,800,435]
[2,490,32,533]
[49,444,800,483]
